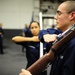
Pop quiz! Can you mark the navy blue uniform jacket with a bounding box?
[16,27,46,69]
[38,28,75,75]
[50,38,75,75]
[17,40,46,68]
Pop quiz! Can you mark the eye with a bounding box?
[57,12,62,15]
[30,27,34,29]
[35,26,38,28]
[56,11,62,16]
[58,12,61,15]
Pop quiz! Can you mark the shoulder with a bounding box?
[47,28,62,34]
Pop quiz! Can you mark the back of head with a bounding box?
[62,1,75,13]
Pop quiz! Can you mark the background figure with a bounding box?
[22,24,29,37]
[51,24,55,29]
[0,23,4,54]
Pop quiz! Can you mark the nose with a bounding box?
[54,14,57,20]
[33,28,36,32]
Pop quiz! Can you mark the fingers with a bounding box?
[19,69,24,75]
[43,34,57,42]
[19,69,32,75]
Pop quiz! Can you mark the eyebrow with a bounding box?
[56,10,61,13]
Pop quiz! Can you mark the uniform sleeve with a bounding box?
[38,28,62,42]
[38,29,49,42]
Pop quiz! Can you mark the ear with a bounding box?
[69,11,75,21]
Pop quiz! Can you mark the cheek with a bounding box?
[30,30,34,34]
[59,16,68,24]
[56,19,65,28]
[37,29,40,33]
[34,30,40,35]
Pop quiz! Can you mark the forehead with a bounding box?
[30,22,39,27]
[31,22,37,25]
[57,3,67,12]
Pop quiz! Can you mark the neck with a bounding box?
[62,24,75,32]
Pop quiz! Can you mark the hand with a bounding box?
[43,34,57,43]
[19,69,32,75]
[32,36,39,42]
[12,36,22,42]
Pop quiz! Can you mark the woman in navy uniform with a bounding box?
[12,21,47,75]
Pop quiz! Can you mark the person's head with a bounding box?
[25,24,28,28]
[0,23,3,28]
[29,21,40,36]
[54,1,75,32]
[51,24,55,28]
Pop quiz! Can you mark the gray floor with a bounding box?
[0,38,27,75]
[0,38,51,75]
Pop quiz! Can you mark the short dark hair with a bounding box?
[29,21,40,28]
[63,1,75,13]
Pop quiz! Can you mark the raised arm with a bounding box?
[12,36,39,43]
